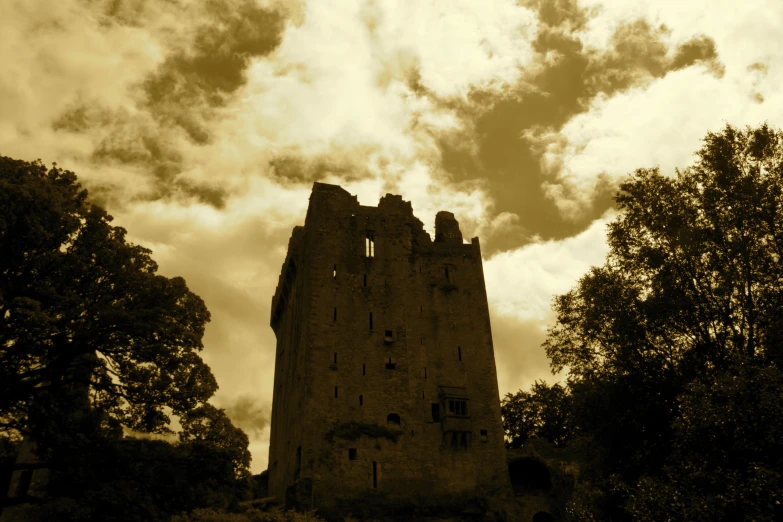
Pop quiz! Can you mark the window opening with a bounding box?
[362,363,366,376]
[333,307,337,321]
[421,337,424,345]
[387,413,401,425]
[460,432,468,449]
[422,391,425,399]
[385,330,393,337]
[420,304,423,313]
[333,264,337,280]
[359,395,363,406]
[450,432,458,450]
[424,367,427,379]
[364,274,367,287]
[431,403,440,422]
[334,386,339,398]
[445,266,450,281]
[334,352,337,364]
[448,400,467,416]
[372,461,378,488]
[385,358,396,370]
[480,430,488,442]
[349,448,357,460]
[369,312,373,330]
[365,231,375,257]
[458,346,462,361]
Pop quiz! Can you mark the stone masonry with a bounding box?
[267,183,513,511]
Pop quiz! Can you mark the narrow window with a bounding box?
[422,391,425,399]
[359,395,363,406]
[420,304,423,313]
[369,312,373,330]
[480,430,488,443]
[333,352,337,364]
[372,461,378,488]
[362,363,366,376]
[449,400,454,413]
[460,432,468,449]
[451,432,459,450]
[334,307,337,321]
[295,446,301,473]
[364,274,367,287]
[333,264,337,280]
[424,367,427,379]
[349,448,357,460]
[365,231,375,258]
[421,337,424,345]
[458,346,462,361]
[334,386,338,398]
[387,413,401,425]
[445,266,450,281]
[386,358,396,370]
[431,403,440,422]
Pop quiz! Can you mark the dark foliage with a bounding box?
[501,380,573,448]
[536,124,783,520]
[0,156,218,452]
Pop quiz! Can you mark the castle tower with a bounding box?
[267,183,512,510]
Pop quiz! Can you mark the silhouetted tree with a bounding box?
[0,157,254,520]
[501,381,573,448]
[543,124,783,520]
[0,156,217,451]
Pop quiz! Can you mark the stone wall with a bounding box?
[267,183,512,511]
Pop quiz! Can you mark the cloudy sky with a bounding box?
[3,0,782,473]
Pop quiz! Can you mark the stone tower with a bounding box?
[267,183,512,511]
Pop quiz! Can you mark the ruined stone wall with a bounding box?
[268,182,512,509]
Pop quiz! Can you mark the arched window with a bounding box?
[386,413,401,426]
[533,512,556,522]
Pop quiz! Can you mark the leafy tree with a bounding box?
[501,380,573,448]
[543,123,783,519]
[180,403,253,484]
[0,156,256,519]
[0,156,218,451]
[625,364,783,522]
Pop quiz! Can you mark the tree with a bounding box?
[501,380,573,448]
[542,123,783,519]
[0,156,217,450]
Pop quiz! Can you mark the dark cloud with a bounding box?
[222,395,270,438]
[670,34,725,77]
[53,102,228,208]
[747,62,768,74]
[269,150,378,185]
[520,0,592,31]
[436,2,725,255]
[143,0,284,111]
[50,0,287,207]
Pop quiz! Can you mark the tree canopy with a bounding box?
[0,157,220,449]
[0,156,258,520]
[508,123,783,521]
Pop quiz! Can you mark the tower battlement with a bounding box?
[267,182,511,511]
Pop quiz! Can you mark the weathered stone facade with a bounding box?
[267,183,512,512]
